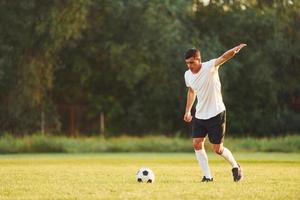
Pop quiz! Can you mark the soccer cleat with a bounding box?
[201,176,213,182]
[232,164,242,182]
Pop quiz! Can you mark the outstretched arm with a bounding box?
[183,87,196,122]
[215,43,247,67]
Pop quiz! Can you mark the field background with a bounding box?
[1,134,299,153]
[0,152,299,200]
[0,1,299,199]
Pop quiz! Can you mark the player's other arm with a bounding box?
[215,43,247,66]
[183,87,196,122]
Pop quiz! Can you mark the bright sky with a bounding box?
[202,0,210,6]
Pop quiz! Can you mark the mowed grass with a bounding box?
[0,153,299,200]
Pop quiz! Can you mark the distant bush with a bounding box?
[0,134,299,154]
[227,135,300,153]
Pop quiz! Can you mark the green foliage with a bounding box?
[0,0,299,136]
[0,0,90,133]
[194,1,300,135]
[0,134,299,153]
[226,135,300,152]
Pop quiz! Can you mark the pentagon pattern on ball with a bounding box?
[136,167,155,183]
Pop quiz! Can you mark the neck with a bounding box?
[191,63,202,74]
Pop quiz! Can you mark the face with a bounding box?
[185,56,201,73]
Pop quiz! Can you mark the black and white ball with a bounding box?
[136,167,155,183]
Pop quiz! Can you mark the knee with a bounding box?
[193,140,204,150]
[213,145,223,155]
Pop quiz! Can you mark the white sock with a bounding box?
[220,147,239,168]
[194,149,212,179]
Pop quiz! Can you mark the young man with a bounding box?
[183,43,247,182]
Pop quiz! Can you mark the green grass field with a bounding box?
[0,153,299,200]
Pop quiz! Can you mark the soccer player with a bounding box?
[183,43,247,182]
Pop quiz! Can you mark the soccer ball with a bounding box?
[136,167,155,183]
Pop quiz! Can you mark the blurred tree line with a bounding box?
[0,0,299,137]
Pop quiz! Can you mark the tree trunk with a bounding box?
[100,112,105,136]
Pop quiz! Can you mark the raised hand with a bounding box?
[234,43,247,53]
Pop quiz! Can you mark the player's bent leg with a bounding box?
[212,143,242,182]
[214,143,238,168]
[207,111,242,181]
[212,143,224,154]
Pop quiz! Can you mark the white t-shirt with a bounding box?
[184,59,225,120]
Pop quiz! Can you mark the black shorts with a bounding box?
[192,111,226,144]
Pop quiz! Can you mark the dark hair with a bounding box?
[184,48,200,60]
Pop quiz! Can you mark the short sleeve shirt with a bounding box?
[184,59,225,119]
